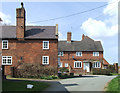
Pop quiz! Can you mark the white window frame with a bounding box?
[76,52,82,56]
[65,63,68,67]
[42,56,49,65]
[2,56,12,65]
[43,41,49,49]
[2,40,8,49]
[74,61,82,68]
[93,52,99,56]
[92,61,101,68]
[58,62,62,67]
[58,52,64,56]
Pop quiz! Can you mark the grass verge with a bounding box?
[2,79,50,91]
[106,75,120,91]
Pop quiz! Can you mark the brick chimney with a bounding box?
[82,34,85,40]
[56,24,58,38]
[67,32,71,43]
[16,2,26,39]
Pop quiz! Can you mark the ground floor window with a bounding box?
[58,62,62,67]
[2,56,12,65]
[65,63,68,67]
[74,61,82,68]
[42,56,49,65]
[93,61,101,68]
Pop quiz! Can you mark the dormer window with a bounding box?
[43,41,49,49]
[76,52,82,56]
[2,40,8,49]
[93,52,99,56]
[58,52,63,56]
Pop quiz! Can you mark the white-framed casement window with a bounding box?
[42,56,49,65]
[93,52,99,56]
[74,61,82,68]
[2,40,8,49]
[43,41,49,49]
[65,63,68,67]
[2,56,12,65]
[58,62,62,67]
[93,61,101,68]
[58,52,64,56]
[76,52,82,56]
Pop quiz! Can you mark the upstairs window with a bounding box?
[58,52,63,56]
[42,56,49,65]
[93,52,99,56]
[74,61,82,68]
[2,56,12,65]
[93,61,101,68]
[43,41,49,49]
[2,40,8,49]
[76,52,82,56]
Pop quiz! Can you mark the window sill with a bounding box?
[2,48,8,50]
[74,67,82,68]
[2,64,12,65]
[42,64,49,65]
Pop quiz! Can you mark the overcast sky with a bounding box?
[0,0,119,65]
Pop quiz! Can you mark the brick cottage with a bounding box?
[1,3,58,75]
[1,3,110,76]
[58,32,109,73]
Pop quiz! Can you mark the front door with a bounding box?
[84,63,90,72]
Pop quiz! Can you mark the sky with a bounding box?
[0,0,119,65]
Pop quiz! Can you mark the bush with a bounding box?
[92,68,111,75]
[59,67,69,73]
[13,63,57,78]
[40,76,58,80]
[58,73,74,79]
[70,73,74,77]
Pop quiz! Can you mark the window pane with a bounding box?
[80,62,81,67]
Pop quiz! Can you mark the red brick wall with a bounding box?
[2,39,58,75]
[59,51,103,71]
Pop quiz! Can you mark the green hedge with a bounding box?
[92,68,111,75]
[58,73,74,79]
[13,63,57,78]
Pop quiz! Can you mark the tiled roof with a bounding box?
[103,58,109,65]
[1,26,57,39]
[58,36,103,51]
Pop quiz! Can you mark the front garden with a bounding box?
[2,79,50,92]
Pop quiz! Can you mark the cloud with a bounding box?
[58,32,66,40]
[0,12,11,25]
[26,21,36,26]
[103,0,118,17]
[81,0,119,38]
[81,18,118,38]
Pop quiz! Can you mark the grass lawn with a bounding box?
[2,79,50,91]
[106,75,120,91]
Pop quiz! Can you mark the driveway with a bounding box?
[60,75,116,91]
[43,75,116,92]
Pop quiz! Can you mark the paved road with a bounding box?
[43,75,116,92]
[60,75,116,91]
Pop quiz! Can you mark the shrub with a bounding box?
[13,63,57,78]
[59,67,69,73]
[70,73,74,77]
[92,68,111,75]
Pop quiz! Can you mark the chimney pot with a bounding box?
[21,2,24,8]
